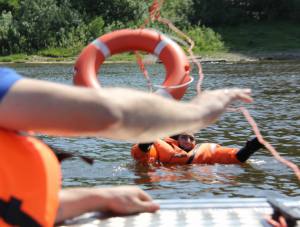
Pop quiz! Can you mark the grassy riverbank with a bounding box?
[212,21,300,61]
[1,21,300,63]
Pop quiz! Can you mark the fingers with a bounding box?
[132,197,160,213]
[136,188,160,212]
[225,88,253,103]
[193,88,253,108]
[189,87,253,128]
[266,215,288,227]
[105,186,160,214]
[127,188,160,213]
[137,188,153,201]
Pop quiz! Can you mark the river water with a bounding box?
[7,61,300,199]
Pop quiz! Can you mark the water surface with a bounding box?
[7,61,300,199]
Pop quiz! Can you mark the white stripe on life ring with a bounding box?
[92,39,111,58]
[154,76,194,89]
[154,36,173,56]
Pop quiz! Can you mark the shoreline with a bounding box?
[1,51,300,64]
[194,51,300,63]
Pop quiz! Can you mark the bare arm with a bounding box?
[0,78,252,142]
[55,186,159,223]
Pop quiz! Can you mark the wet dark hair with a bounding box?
[171,133,195,141]
[170,134,180,140]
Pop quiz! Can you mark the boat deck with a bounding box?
[59,198,300,227]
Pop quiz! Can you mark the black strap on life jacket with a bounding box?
[48,145,94,165]
[16,132,94,165]
[0,197,41,227]
[138,143,153,153]
[187,144,200,164]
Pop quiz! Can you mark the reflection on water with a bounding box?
[5,61,300,198]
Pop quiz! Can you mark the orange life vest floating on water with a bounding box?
[131,138,241,165]
[74,28,191,100]
[131,138,188,164]
[0,129,61,227]
[191,143,240,164]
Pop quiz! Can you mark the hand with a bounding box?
[191,88,252,125]
[266,215,288,227]
[98,186,160,214]
[193,88,252,106]
[56,186,159,223]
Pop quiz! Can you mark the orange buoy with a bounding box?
[74,29,191,100]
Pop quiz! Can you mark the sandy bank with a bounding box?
[1,51,300,64]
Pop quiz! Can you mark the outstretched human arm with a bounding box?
[0,77,252,142]
[55,186,159,223]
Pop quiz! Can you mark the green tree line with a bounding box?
[1,0,299,55]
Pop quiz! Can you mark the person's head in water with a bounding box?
[171,132,196,152]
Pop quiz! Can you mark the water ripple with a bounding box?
[10,61,300,198]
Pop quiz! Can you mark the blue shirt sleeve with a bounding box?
[0,67,23,102]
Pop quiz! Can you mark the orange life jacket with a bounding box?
[131,138,190,164]
[131,138,241,165]
[0,129,61,227]
[191,143,240,164]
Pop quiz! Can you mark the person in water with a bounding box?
[0,67,253,226]
[131,132,264,164]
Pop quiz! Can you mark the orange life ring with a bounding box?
[74,29,191,100]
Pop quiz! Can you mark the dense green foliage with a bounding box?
[0,0,299,56]
[189,0,300,26]
[69,0,147,25]
[215,21,300,51]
